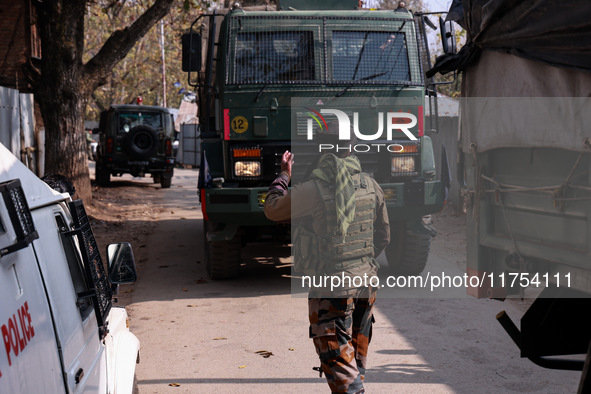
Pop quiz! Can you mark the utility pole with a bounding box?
[160,20,167,108]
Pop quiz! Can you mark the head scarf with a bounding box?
[310,154,362,237]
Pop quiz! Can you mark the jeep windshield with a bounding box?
[118,111,163,134]
[226,15,421,86]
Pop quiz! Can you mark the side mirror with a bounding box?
[107,242,137,284]
[439,17,457,55]
[182,33,202,72]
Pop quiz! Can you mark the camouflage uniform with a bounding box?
[265,156,389,394]
[309,287,377,393]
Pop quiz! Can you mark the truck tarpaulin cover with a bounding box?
[429,0,591,153]
[427,0,591,77]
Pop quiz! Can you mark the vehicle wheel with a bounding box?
[126,125,159,158]
[384,221,431,276]
[96,164,111,187]
[160,176,172,189]
[204,222,241,279]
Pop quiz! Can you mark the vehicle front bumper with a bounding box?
[381,179,445,220]
[202,179,444,225]
[101,156,175,176]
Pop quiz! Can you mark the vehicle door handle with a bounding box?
[75,368,85,384]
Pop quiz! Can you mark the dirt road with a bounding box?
[89,167,581,393]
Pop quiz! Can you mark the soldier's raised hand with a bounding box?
[281,150,294,177]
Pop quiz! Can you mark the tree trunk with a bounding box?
[35,1,93,204]
[38,89,92,204]
[30,0,176,205]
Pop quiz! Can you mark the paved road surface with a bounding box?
[94,166,581,393]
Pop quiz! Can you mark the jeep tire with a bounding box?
[96,164,111,187]
[384,221,431,276]
[126,125,159,158]
[160,176,172,189]
[204,222,241,279]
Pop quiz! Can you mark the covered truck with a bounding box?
[428,0,591,391]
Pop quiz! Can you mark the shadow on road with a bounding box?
[128,217,295,303]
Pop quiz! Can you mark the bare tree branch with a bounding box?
[83,0,175,93]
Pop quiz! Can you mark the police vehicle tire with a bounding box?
[204,223,241,279]
[126,125,159,158]
[384,221,431,276]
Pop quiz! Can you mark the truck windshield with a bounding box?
[332,31,411,82]
[233,31,316,83]
[118,111,163,133]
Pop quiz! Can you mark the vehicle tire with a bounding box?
[384,221,431,276]
[204,222,241,279]
[160,176,172,189]
[126,125,159,158]
[96,164,111,187]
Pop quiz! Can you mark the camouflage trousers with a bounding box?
[308,286,377,394]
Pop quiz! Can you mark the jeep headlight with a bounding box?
[391,156,415,174]
[234,161,261,177]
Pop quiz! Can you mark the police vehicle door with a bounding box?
[0,182,67,393]
[32,206,107,393]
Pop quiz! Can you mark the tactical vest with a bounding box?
[293,173,376,275]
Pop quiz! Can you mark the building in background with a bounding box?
[0,0,43,174]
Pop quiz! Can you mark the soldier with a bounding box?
[264,127,390,394]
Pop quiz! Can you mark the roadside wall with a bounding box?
[179,123,201,167]
[0,86,20,155]
[0,86,40,175]
[427,97,461,211]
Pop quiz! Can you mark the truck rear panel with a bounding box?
[460,51,591,298]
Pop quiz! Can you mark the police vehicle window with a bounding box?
[331,31,411,82]
[118,111,164,133]
[55,214,93,319]
[233,31,316,83]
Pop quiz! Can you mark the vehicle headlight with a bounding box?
[234,161,261,177]
[391,156,415,174]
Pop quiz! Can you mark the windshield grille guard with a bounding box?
[225,15,424,87]
[69,200,112,338]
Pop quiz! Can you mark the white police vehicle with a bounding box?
[0,142,140,393]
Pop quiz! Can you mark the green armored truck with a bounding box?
[184,0,449,279]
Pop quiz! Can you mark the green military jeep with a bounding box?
[96,105,176,188]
